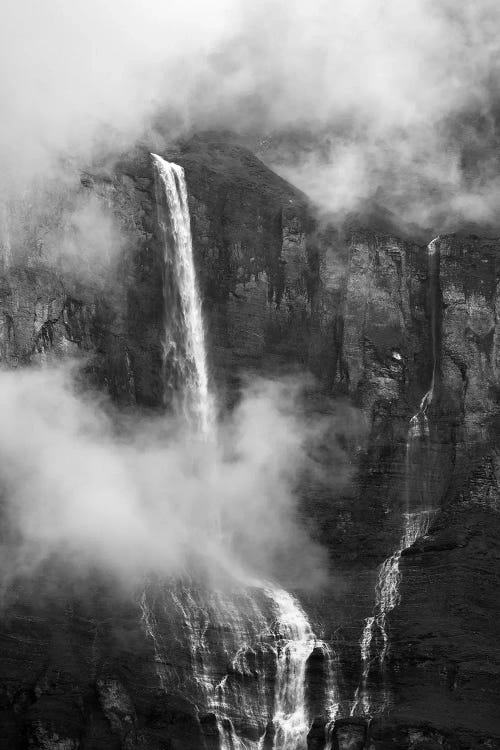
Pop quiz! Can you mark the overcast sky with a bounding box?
[2,0,499,227]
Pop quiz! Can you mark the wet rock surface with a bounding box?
[0,134,500,747]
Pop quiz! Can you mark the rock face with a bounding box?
[0,134,500,749]
[0,170,163,405]
[378,237,500,749]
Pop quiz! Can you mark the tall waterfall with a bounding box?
[144,153,336,749]
[409,236,441,442]
[152,153,215,437]
[352,238,441,717]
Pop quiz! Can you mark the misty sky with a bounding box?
[2,0,500,230]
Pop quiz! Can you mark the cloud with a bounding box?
[244,0,500,230]
[2,0,500,229]
[0,363,355,592]
[0,173,126,298]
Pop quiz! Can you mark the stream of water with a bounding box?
[351,237,441,717]
[142,154,336,749]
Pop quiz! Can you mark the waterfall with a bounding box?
[409,236,441,441]
[351,510,434,716]
[352,238,441,717]
[152,153,215,437]
[140,573,332,750]
[143,153,336,749]
[266,586,317,750]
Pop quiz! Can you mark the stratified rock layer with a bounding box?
[0,135,499,748]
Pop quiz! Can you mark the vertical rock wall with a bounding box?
[0,136,500,748]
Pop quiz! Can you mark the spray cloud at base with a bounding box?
[0,153,360,598]
[0,363,348,593]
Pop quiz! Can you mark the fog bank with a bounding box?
[2,1,500,229]
[0,364,355,591]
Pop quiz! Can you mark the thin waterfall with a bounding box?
[409,237,441,442]
[143,153,337,749]
[351,237,441,717]
[350,510,434,716]
[323,645,341,750]
[152,153,215,437]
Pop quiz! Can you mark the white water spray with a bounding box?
[267,586,317,750]
[152,153,215,437]
[140,575,331,750]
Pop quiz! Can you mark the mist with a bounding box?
[0,0,493,593]
[0,363,351,592]
[2,0,500,230]
[0,0,494,592]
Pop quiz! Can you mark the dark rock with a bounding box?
[332,718,368,750]
[1,133,500,749]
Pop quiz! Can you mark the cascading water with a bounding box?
[152,153,215,437]
[266,586,318,749]
[351,237,441,717]
[141,153,336,749]
[141,574,332,750]
[350,510,434,716]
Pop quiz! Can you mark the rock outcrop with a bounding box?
[0,134,499,749]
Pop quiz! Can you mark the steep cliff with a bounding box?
[0,135,499,749]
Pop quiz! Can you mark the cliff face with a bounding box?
[0,135,499,750]
[319,235,500,749]
[374,238,500,750]
[0,169,163,405]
